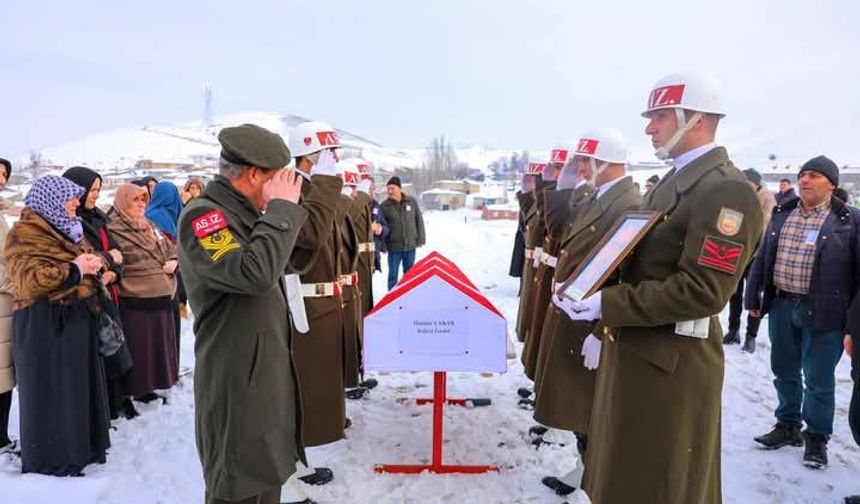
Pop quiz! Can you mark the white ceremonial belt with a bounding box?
[540,253,557,268]
[338,272,359,287]
[533,247,544,268]
[675,317,710,339]
[358,242,375,253]
[301,282,342,298]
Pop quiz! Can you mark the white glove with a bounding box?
[551,291,602,321]
[581,334,602,370]
[357,178,372,195]
[310,149,339,177]
[341,185,355,197]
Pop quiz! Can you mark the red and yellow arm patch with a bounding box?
[192,209,240,262]
[192,210,228,238]
[697,235,744,274]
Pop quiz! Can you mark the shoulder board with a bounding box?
[191,209,228,238]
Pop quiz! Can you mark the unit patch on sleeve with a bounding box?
[698,235,744,274]
[198,229,241,262]
[192,209,229,238]
[716,207,744,236]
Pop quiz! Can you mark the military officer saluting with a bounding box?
[537,129,641,498]
[178,124,308,504]
[556,72,763,504]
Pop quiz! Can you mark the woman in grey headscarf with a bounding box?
[5,175,112,476]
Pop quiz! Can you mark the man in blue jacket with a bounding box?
[746,155,860,470]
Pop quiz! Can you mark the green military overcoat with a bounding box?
[286,174,346,447]
[337,194,362,389]
[178,177,309,501]
[582,148,763,504]
[523,182,595,380]
[515,188,541,343]
[350,191,375,316]
[533,177,641,434]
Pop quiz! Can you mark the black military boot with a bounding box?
[754,422,803,449]
[741,335,757,354]
[299,467,333,485]
[542,476,576,496]
[722,329,741,345]
[845,496,860,504]
[802,433,828,469]
[517,387,533,399]
[345,387,369,400]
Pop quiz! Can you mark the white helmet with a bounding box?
[525,162,546,175]
[574,128,628,164]
[641,71,725,118]
[642,71,724,160]
[573,128,628,185]
[289,121,342,158]
[336,159,361,187]
[549,143,572,165]
[352,158,372,179]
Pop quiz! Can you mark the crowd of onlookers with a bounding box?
[0,158,203,476]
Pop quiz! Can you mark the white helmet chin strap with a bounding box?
[589,158,610,186]
[654,110,703,160]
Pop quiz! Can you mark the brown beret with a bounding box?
[218,123,291,169]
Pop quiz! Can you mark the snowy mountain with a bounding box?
[35,112,423,175]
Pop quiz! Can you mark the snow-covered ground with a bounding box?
[1,208,857,504]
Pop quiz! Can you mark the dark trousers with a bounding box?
[206,488,280,504]
[769,297,845,436]
[387,249,416,290]
[851,332,859,447]
[0,390,11,445]
[728,265,761,336]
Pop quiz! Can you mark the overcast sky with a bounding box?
[2,0,858,166]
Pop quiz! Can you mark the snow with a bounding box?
[1,208,857,504]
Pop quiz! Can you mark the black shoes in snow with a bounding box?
[754,422,803,449]
[722,329,741,344]
[802,433,828,469]
[741,335,757,353]
[299,467,334,486]
[542,476,576,496]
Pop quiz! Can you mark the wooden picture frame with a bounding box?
[558,210,662,301]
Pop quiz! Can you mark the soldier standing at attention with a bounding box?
[556,72,763,504]
[178,124,308,504]
[279,121,347,502]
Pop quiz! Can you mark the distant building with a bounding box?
[433,180,481,195]
[420,188,466,211]
[481,204,518,220]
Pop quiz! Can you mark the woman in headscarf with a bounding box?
[63,166,138,420]
[145,181,185,376]
[0,158,15,454]
[181,176,204,206]
[108,184,178,404]
[5,175,111,476]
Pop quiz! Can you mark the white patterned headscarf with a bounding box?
[24,175,85,242]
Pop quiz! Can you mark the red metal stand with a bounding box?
[374,372,499,474]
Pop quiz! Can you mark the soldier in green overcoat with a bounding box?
[556,73,764,504]
[178,124,310,504]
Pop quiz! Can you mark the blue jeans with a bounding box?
[768,296,845,436]
[387,249,416,290]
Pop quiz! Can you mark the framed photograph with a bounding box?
[558,210,662,301]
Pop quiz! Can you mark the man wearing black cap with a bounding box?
[379,176,425,289]
[178,123,312,504]
[746,155,860,470]
[723,168,776,352]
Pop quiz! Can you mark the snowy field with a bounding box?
[1,208,857,504]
